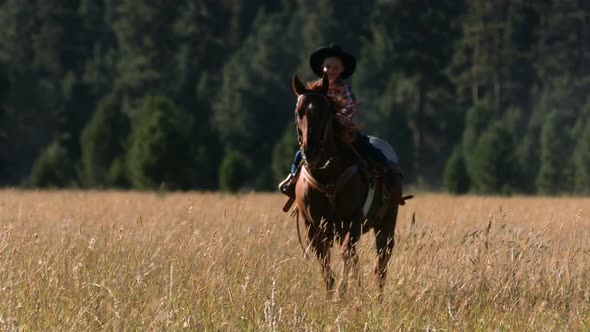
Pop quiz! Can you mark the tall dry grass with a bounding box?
[0,190,589,330]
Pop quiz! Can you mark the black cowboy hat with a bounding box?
[309,44,356,79]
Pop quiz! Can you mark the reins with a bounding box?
[292,208,313,260]
[300,163,359,204]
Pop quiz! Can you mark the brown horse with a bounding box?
[292,72,405,298]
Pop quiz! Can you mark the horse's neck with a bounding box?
[308,142,355,183]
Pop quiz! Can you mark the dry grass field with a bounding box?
[0,189,589,331]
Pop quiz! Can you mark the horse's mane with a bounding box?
[306,80,358,144]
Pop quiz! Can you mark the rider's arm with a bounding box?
[340,83,358,118]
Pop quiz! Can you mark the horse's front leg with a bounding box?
[337,211,363,299]
[306,217,335,296]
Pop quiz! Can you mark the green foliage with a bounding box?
[517,85,563,193]
[468,123,517,194]
[443,146,470,194]
[297,0,374,56]
[0,70,7,140]
[80,94,130,188]
[573,118,590,193]
[536,110,576,195]
[450,0,539,111]
[373,77,416,180]
[2,1,590,194]
[107,156,129,188]
[112,1,178,103]
[126,95,195,190]
[212,8,301,182]
[254,170,274,192]
[219,149,253,193]
[29,140,76,188]
[272,122,298,183]
[355,0,464,179]
[60,76,96,161]
[462,101,496,179]
[377,0,464,82]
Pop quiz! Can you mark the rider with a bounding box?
[279,44,403,201]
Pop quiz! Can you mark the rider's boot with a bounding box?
[279,172,298,212]
[370,159,410,205]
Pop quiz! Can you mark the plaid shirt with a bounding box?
[326,77,358,119]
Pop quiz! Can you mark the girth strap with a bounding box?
[301,164,359,203]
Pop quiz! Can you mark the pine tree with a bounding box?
[450,0,540,111]
[272,122,298,183]
[443,145,470,194]
[0,71,7,141]
[0,0,59,184]
[519,78,577,193]
[126,95,195,190]
[469,122,517,194]
[373,75,416,180]
[536,109,576,194]
[80,94,129,187]
[363,0,465,179]
[212,8,301,182]
[59,75,95,161]
[573,118,590,194]
[219,148,253,193]
[500,1,540,113]
[462,100,495,180]
[29,140,76,188]
[112,0,179,104]
[296,0,374,57]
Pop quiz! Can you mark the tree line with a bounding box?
[1,0,589,194]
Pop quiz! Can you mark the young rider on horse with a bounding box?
[279,44,403,202]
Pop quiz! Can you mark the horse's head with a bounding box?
[292,73,333,169]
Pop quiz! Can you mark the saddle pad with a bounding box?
[368,135,399,164]
[362,136,398,218]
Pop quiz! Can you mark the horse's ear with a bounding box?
[292,73,307,96]
[319,72,329,94]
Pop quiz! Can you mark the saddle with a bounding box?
[281,145,411,213]
[281,164,394,222]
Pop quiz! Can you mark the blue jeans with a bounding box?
[291,150,302,174]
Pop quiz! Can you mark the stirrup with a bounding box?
[278,173,296,196]
[280,174,297,213]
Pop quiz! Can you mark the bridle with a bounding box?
[295,92,360,204]
[296,93,334,170]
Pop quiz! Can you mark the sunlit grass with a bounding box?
[0,190,589,330]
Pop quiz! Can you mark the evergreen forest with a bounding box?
[1,0,589,195]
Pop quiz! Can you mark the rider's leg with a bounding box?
[278,150,302,196]
[353,132,401,172]
[352,131,404,203]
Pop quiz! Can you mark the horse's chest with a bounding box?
[302,189,361,222]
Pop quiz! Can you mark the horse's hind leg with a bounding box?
[307,220,335,295]
[374,205,398,298]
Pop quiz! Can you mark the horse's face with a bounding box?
[296,94,331,167]
[292,73,332,169]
